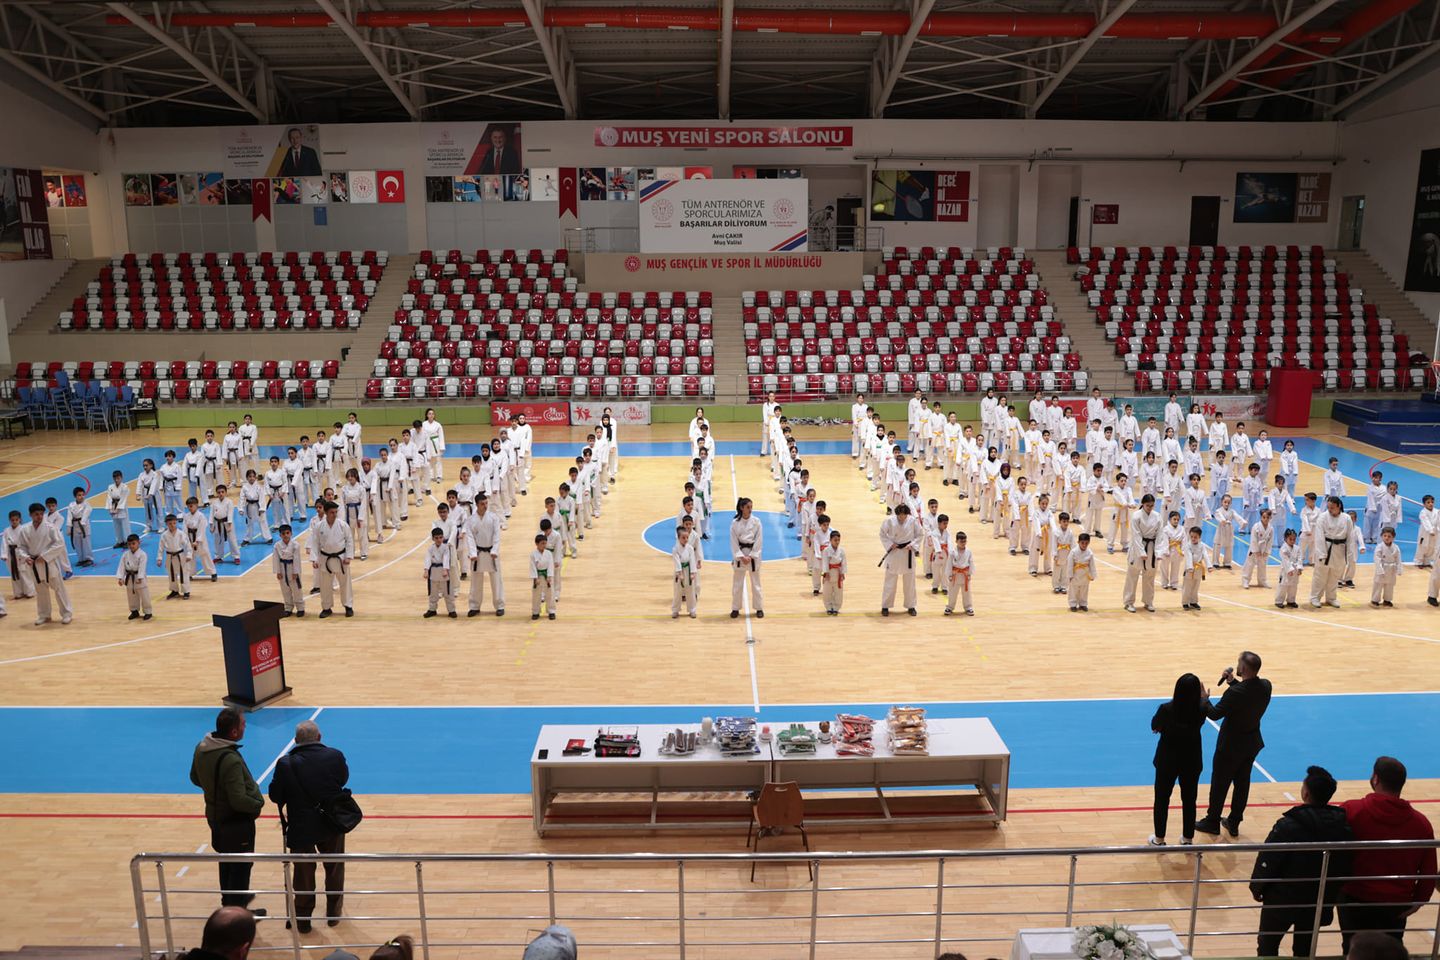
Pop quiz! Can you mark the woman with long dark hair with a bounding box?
[1150,672,1207,845]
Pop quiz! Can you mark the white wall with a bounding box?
[0,77,100,172]
[1339,68,1440,326]
[0,258,74,334]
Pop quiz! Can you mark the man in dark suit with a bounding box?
[1196,650,1272,837]
[268,719,351,931]
[477,126,521,176]
[277,127,322,177]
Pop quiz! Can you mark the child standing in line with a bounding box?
[1212,494,1245,569]
[66,486,94,568]
[1180,526,1211,611]
[1240,508,1275,590]
[341,468,369,559]
[1344,509,1367,588]
[1160,510,1185,591]
[1378,480,1404,535]
[1240,462,1264,529]
[1107,474,1134,555]
[1030,494,1054,577]
[135,458,162,533]
[5,510,36,599]
[272,524,305,616]
[157,513,192,600]
[1279,440,1300,494]
[116,533,152,621]
[539,517,564,603]
[423,527,457,618]
[1208,450,1233,513]
[1417,494,1439,569]
[1252,430,1274,483]
[105,470,130,549]
[1323,457,1346,501]
[530,533,556,620]
[557,483,580,558]
[265,455,291,531]
[1067,532,1096,612]
[1268,474,1296,530]
[929,513,951,595]
[183,497,218,582]
[211,484,242,565]
[1298,493,1321,566]
[821,530,846,615]
[240,470,270,545]
[943,530,975,616]
[1362,471,1385,543]
[160,449,185,518]
[671,524,701,619]
[811,513,833,595]
[1051,512,1074,595]
[1370,526,1402,607]
[1275,529,1302,608]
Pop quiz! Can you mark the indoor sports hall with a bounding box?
[2,3,1440,959]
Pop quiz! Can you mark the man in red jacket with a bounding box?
[1339,756,1437,952]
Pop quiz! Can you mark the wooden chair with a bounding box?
[746,781,811,881]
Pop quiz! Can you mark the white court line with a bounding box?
[256,706,325,787]
[0,447,145,496]
[0,622,210,666]
[1206,716,1286,801]
[730,454,762,713]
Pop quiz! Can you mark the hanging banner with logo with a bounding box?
[1404,148,1440,293]
[558,167,578,218]
[571,400,651,426]
[222,125,324,178]
[491,401,570,425]
[12,168,52,259]
[251,178,271,223]
[639,177,807,253]
[594,125,852,149]
[422,123,525,176]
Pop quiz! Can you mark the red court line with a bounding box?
[3,798,1436,821]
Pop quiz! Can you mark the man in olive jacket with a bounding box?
[1250,765,1352,958]
[190,707,265,911]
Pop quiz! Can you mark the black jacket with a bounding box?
[268,742,350,849]
[278,145,321,177]
[1206,676,1272,756]
[1151,701,1205,774]
[1249,803,1352,907]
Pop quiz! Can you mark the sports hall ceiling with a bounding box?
[2,0,1438,127]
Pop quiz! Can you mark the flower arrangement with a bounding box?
[1072,923,1155,960]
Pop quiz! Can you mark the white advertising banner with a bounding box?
[570,400,651,426]
[639,178,807,253]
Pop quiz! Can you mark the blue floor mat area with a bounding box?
[3,694,1437,795]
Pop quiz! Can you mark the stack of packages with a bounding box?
[715,716,758,756]
[886,706,929,755]
[834,714,875,757]
[777,722,817,756]
[593,725,642,757]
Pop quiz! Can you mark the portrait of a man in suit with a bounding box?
[277,127,322,177]
[475,125,522,176]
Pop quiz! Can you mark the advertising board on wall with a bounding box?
[571,401,651,426]
[491,401,569,425]
[639,177,807,253]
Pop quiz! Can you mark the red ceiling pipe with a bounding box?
[1202,0,1425,105]
[102,7,1303,40]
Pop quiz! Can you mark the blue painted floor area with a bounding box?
[642,509,806,561]
[2,695,1437,796]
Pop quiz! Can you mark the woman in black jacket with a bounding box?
[1150,672,1207,845]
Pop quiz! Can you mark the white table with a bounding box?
[1011,925,1190,960]
[529,717,1010,835]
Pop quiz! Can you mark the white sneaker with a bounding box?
[1148,835,1166,846]
[61,615,72,624]
[34,617,47,626]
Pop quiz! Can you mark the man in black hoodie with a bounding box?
[1250,765,1352,957]
[190,708,265,911]
[268,719,351,932]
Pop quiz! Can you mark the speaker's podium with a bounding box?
[213,601,293,710]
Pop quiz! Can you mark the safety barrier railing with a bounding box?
[131,840,1439,960]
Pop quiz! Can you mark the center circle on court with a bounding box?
[642,510,805,562]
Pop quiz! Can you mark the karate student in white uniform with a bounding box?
[157,513,192,600]
[879,503,922,616]
[729,497,765,618]
[1416,494,1438,569]
[1240,509,1276,589]
[199,430,223,501]
[116,533,152,620]
[465,493,505,616]
[340,468,370,559]
[1123,495,1164,613]
[272,523,305,616]
[238,414,260,474]
[65,486,94,567]
[419,408,446,487]
[1179,526,1211,611]
[1369,526,1402,607]
[183,497,217,582]
[18,503,72,624]
[1274,528,1302,608]
[850,395,868,459]
[671,524,702,618]
[821,530,846,615]
[1068,533,1097,611]
[210,484,242,565]
[761,393,778,457]
[309,501,354,618]
[423,527,457,618]
[943,530,975,616]
[1309,496,1353,608]
[341,413,363,469]
[5,510,36,600]
[105,470,131,548]
[529,533,556,620]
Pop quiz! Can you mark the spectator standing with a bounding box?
[190,708,265,911]
[1149,673,1207,846]
[179,907,257,960]
[1195,651,1272,837]
[269,720,352,931]
[1249,765,1352,958]
[1339,756,1437,952]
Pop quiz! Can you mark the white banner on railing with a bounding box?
[571,400,651,426]
[639,178,807,253]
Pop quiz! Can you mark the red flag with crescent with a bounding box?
[251,178,271,223]
[377,170,406,203]
[559,167,578,218]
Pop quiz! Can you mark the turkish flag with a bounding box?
[377,170,406,203]
[252,178,271,222]
[558,167,578,218]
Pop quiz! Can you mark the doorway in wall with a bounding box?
[1189,196,1220,246]
[835,197,862,250]
[1338,196,1365,250]
[1067,197,1080,248]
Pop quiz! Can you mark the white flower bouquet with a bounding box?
[1073,923,1155,960]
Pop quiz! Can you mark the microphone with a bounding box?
[1217,667,1234,687]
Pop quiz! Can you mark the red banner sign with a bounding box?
[250,636,281,677]
[558,167,578,218]
[593,125,852,149]
[13,168,52,259]
[491,401,570,425]
[1092,203,1120,225]
[934,171,971,222]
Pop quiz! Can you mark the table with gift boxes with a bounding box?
[529,709,1010,835]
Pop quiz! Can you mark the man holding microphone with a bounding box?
[1195,650,1272,838]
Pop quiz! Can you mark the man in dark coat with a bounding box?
[268,719,351,931]
[476,126,521,176]
[190,708,265,911]
[1196,650,1272,836]
[1250,765,1352,957]
[277,127,322,177]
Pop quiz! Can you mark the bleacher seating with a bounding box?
[1066,244,1427,392]
[4,359,342,403]
[59,250,387,332]
[742,246,1086,400]
[369,249,716,399]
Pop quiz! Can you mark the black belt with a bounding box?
[7,544,18,581]
[1324,536,1348,565]
[187,529,200,544]
[1142,536,1156,565]
[738,541,754,549]
[123,569,139,585]
[269,485,284,494]
[475,546,492,552]
[321,549,345,559]
[217,519,231,537]
[204,457,218,473]
[894,540,914,569]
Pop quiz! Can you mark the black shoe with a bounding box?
[731,610,739,619]
[295,610,304,618]
[1429,597,1439,607]
[468,609,480,617]
[345,607,353,617]
[496,609,504,616]
[211,574,218,582]
[1079,605,1088,612]
[1193,817,1221,836]
[548,613,556,620]
[1287,602,1299,608]
[907,608,917,616]
[755,610,764,618]
[532,614,540,620]
[1222,818,1240,837]
[166,591,179,600]
[931,587,939,594]
[310,587,321,595]
[449,611,457,618]
[881,608,889,617]
[424,610,437,618]
[285,920,311,933]
[1371,601,1381,607]
[327,919,340,928]
[319,609,332,619]
[143,613,152,620]
[129,611,140,620]
[1192,603,1201,610]
[1382,601,1393,607]
[183,593,190,599]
